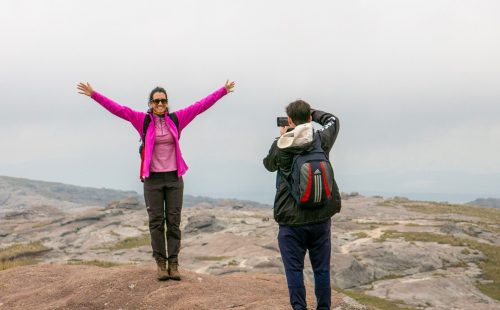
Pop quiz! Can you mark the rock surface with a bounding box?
[184,214,225,234]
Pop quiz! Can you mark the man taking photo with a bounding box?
[263,100,341,310]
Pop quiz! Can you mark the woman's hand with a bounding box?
[224,80,235,93]
[77,82,94,97]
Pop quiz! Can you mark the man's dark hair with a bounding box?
[286,100,311,125]
[149,86,168,102]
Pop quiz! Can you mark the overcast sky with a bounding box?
[1,0,499,204]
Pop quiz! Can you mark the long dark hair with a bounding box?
[149,86,168,102]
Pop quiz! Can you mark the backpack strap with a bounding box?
[168,112,180,139]
[142,114,152,142]
[289,131,321,165]
[139,114,152,182]
[310,131,324,153]
[282,131,322,189]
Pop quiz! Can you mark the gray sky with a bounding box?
[1,0,499,203]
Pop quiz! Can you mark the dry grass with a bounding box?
[378,197,411,207]
[195,256,230,261]
[67,259,124,268]
[0,258,41,271]
[356,220,399,226]
[403,223,437,227]
[104,234,151,251]
[334,287,417,310]
[0,241,50,261]
[405,202,500,222]
[0,241,50,271]
[353,232,369,239]
[380,198,500,224]
[473,221,500,234]
[380,274,405,281]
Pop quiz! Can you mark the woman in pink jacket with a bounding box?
[77,81,235,281]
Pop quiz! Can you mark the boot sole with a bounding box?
[157,275,170,281]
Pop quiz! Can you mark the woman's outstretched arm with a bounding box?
[77,82,145,133]
[174,80,235,132]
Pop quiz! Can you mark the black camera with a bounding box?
[277,117,289,127]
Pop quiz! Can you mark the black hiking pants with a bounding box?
[144,171,183,263]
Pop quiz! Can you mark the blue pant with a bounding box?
[278,219,331,310]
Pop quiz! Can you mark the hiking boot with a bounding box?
[156,260,169,281]
[168,261,181,281]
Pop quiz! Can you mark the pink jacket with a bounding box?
[91,87,228,179]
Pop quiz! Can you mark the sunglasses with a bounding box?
[151,99,168,104]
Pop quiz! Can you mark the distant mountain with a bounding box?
[0,175,139,210]
[183,195,270,209]
[467,197,500,209]
[0,176,271,211]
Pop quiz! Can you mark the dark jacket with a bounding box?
[263,109,341,226]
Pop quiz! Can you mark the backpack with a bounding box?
[286,132,335,208]
[139,112,179,156]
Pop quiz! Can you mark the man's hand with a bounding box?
[280,126,289,136]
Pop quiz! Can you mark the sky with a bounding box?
[1,0,499,204]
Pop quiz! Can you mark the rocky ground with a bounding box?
[0,264,372,310]
[1,177,499,309]
[332,196,499,310]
